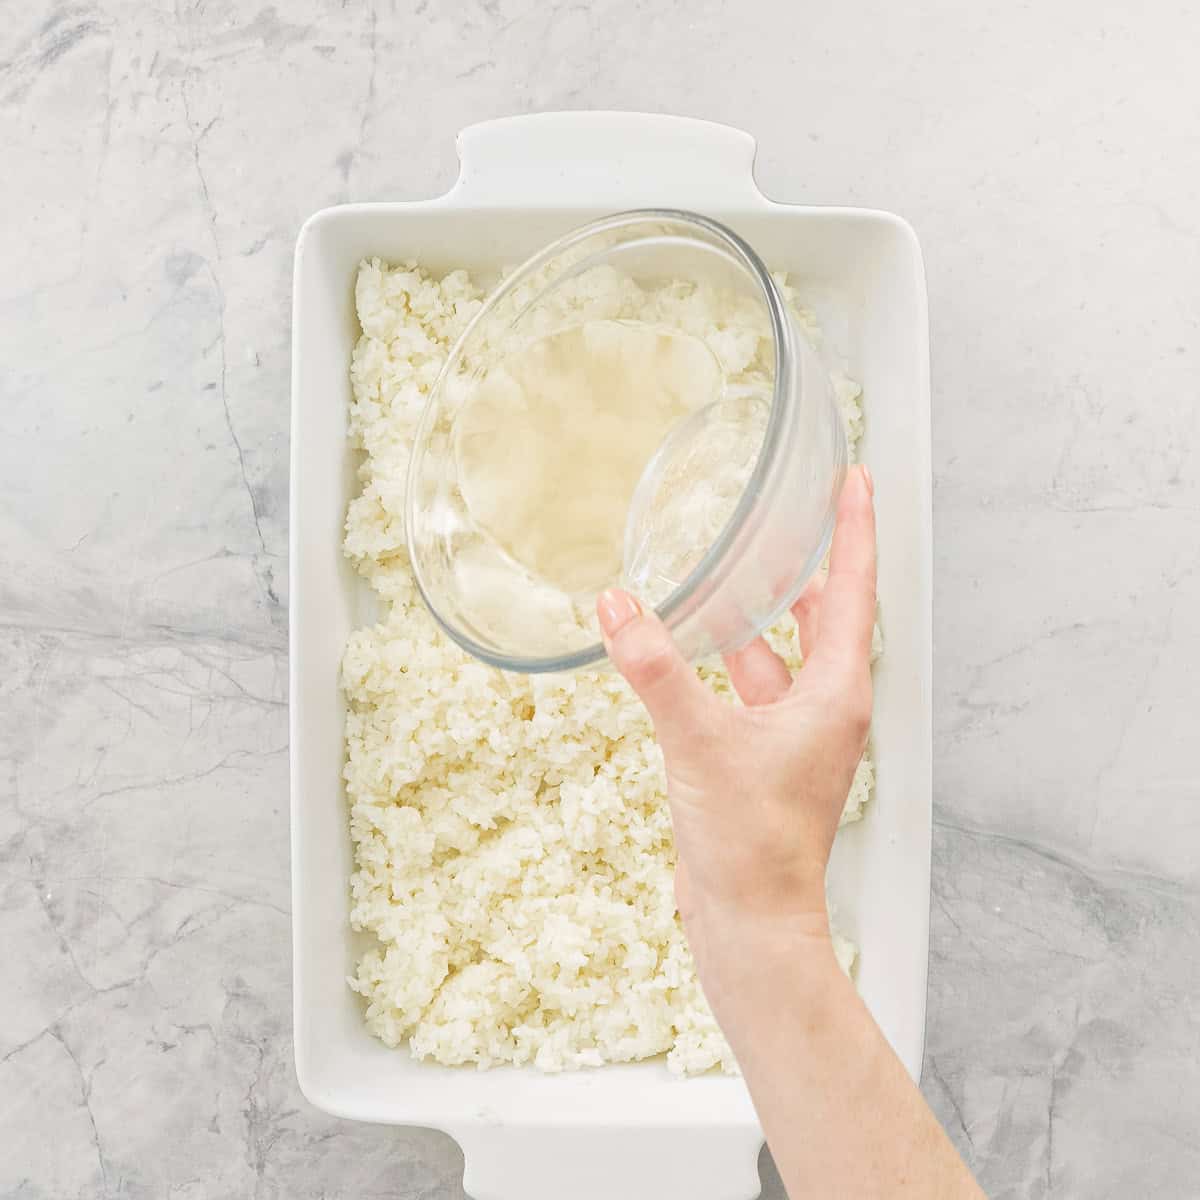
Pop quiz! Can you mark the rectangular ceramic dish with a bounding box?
[290,111,932,1200]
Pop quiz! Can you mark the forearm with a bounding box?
[703,928,984,1200]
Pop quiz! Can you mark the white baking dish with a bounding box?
[290,112,931,1200]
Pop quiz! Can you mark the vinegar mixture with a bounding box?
[342,258,876,1073]
[455,319,725,598]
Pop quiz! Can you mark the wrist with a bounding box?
[684,902,843,1021]
[681,876,833,958]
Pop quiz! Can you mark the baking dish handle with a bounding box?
[450,112,770,208]
[455,1125,764,1200]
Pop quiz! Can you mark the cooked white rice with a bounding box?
[342,258,875,1074]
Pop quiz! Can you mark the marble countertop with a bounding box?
[5,1,1199,1196]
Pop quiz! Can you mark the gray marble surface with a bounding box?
[4,1,1199,1196]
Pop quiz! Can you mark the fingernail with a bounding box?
[859,464,874,496]
[598,589,642,636]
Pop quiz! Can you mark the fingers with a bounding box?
[806,465,877,689]
[598,589,715,748]
[723,636,793,707]
[790,571,826,660]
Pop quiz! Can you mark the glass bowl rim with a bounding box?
[404,207,795,674]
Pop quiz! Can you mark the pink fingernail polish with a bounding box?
[860,464,874,496]
[598,589,641,635]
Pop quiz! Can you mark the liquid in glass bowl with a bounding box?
[405,210,847,673]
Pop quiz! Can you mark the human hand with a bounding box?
[597,464,876,1007]
[597,472,986,1200]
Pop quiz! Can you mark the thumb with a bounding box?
[597,589,714,748]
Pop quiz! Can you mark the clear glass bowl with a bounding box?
[405,210,847,673]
